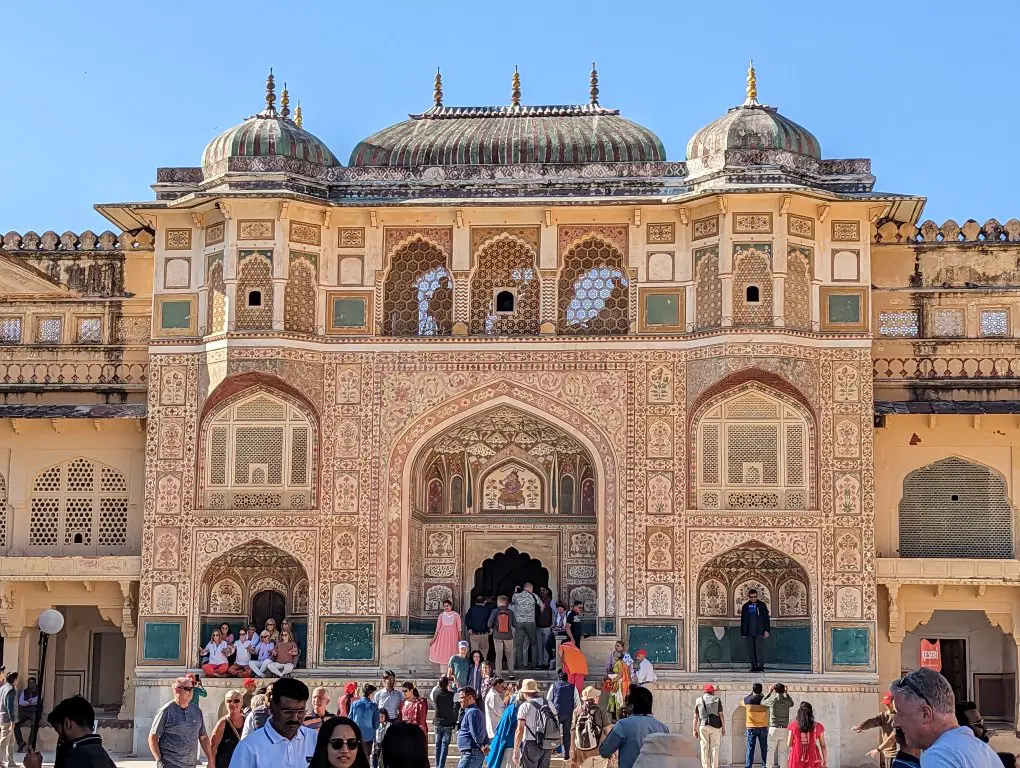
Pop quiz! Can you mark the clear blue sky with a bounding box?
[3,0,1016,232]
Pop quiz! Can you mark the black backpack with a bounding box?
[525,698,562,751]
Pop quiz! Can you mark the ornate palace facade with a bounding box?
[1,65,1019,762]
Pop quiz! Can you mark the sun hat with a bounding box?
[582,686,600,701]
[520,679,540,694]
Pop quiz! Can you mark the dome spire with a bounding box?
[511,66,521,107]
[264,68,277,114]
[589,62,600,106]
[434,67,443,107]
[295,101,303,127]
[281,82,291,119]
[743,59,759,106]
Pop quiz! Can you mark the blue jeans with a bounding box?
[435,725,454,767]
[457,750,485,768]
[746,727,768,768]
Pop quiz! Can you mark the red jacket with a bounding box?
[402,697,428,734]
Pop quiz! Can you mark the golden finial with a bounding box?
[265,68,276,112]
[295,102,303,128]
[434,67,443,107]
[589,61,600,106]
[744,59,759,106]
[281,82,290,119]
[511,65,521,107]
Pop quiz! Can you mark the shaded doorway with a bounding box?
[472,548,549,603]
[252,591,286,634]
[89,631,125,713]
[939,638,967,705]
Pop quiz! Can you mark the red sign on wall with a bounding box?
[920,639,942,671]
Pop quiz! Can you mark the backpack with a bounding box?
[496,609,511,634]
[573,702,605,752]
[699,696,723,729]
[525,699,562,751]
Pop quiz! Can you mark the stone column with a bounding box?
[272,280,286,330]
[118,581,137,721]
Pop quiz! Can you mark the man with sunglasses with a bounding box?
[148,677,212,768]
[890,668,999,767]
[228,677,316,768]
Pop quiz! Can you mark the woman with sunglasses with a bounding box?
[210,689,245,768]
[310,716,370,768]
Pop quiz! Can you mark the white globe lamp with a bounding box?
[30,608,65,749]
[38,608,64,635]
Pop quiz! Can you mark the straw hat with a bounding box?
[582,686,600,701]
[519,679,541,694]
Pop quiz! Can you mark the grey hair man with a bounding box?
[891,668,1000,767]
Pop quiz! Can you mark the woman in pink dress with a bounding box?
[786,701,828,768]
[428,599,463,666]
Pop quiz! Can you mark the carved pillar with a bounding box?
[451,271,470,335]
[272,280,286,331]
[773,276,786,327]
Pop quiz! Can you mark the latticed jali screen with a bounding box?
[205,393,312,509]
[469,238,540,335]
[899,458,1013,558]
[698,392,809,510]
[383,240,453,336]
[558,238,629,335]
[28,458,129,552]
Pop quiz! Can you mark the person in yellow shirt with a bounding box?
[742,682,769,768]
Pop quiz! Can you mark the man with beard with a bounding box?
[955,701,990,744]
[24,695,116,768]
[228,677,316,768]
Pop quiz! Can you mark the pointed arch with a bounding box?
[469,233,540,335]
[382,236,453,336]
[558,235,629,335]
[732,245,773,326]
[235,251,273,330]
[899,456,1014,558]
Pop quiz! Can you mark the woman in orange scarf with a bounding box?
[605,651,631,721]
[558,640,588,692]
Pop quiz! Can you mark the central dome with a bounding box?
[686,102,820,161]
[350,67,665,168]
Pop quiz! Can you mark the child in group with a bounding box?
[372,708,390,768]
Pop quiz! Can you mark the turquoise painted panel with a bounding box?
[831,626,870,667]
[698,621,810,670]
[645,294,680,326]
[332,297,366,328]
[161,300,192,329]
[323,622,375,662]
[626,624,679,665]
[144,621,182,661]
[828,294,861,323]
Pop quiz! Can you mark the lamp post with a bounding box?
[29,608,64,750]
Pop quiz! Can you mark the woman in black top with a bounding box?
[210,689,245,768]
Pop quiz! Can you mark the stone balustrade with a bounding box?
[1,229,152,252]
[0,348,148,388]
[874,340,1020,380]
[873,217,1020,244]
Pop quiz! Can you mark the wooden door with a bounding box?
[939,639,968,703]
[252,591,286,634]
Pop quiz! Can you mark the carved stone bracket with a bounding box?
[119,580,136,639]
[887,582,901,642]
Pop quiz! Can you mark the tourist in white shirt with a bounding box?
[228,678,317,768]
[199,629,231,678]
[229,626,259,677]
[484,678,507,738]
[632,649,658,685]
[249,630,276,677]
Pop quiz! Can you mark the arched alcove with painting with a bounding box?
[200,540,310,667]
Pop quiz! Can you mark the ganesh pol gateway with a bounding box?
[1,62,1020,765]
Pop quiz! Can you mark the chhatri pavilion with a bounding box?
[1,63,1019,762]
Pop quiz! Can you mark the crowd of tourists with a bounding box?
[198,619,302,678]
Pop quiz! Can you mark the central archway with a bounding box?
[472,548,549,603]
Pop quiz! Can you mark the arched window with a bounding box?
[745,285,760,303]
[235,252,273,330]
[383,239,453,336]
[29,458,129,554]
[696,387,810,510]
[558,237,629,335]
[204,390,314,510]
[558,475,575,515]
[899,457,1013,558]
[732,245,773,326]
[470,236,539,335]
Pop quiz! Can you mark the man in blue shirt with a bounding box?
[456,687,489,768]
[599,686,668,768]
[739,589,771,672]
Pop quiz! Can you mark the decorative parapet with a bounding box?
[877,557,1020,582]
[874,340,1020,381]
[0,555,141,579]
[1,229,153,252]
[0,348,148,389]
[873,218,1020,244]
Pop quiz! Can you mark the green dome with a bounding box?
[201,73,339,175]
[686,102,820,161]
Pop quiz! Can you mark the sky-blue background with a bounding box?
[2,0,1015,231]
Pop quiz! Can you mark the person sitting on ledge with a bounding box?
[199,628,232,678]
[266,629,300,678]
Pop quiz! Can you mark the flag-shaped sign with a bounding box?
[920,639,942,672]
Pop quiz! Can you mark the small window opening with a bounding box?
[951,494,960,501]
[745,285,760,303]
[495,290,516,314]
[73,532,83,544]
[248,290,262,307]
